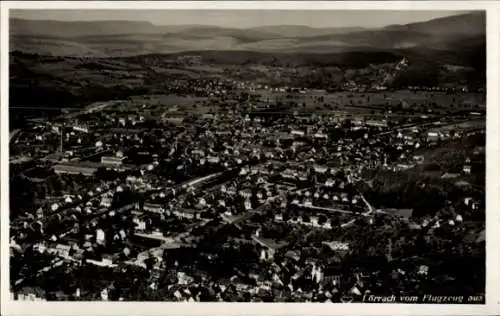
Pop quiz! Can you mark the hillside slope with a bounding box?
[10,12,485,57]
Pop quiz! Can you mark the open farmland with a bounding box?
[103,95,209,112]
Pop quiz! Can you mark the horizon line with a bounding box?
[8,11,478,30]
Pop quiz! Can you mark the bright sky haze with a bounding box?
[10,10,470,29]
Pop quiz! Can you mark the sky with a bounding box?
[10,10,469,29]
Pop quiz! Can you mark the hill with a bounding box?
[384,11,485,36]
[247,25,366,38]
[9,12,485,118]
[9,12,485,57]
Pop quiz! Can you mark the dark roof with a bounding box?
[252,236,288,250]
[54,163,99,175]
[381,208,413,219]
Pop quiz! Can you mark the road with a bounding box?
[226,185,316,229]
[54,102,111,121]
[376,117,479,137]
[9,129,21,143]
[295,204,354,215]
[11,111,481,288]
[231,196,279,226]
[24,171,231,267]
[12,101,111,147]
[340,193,375,228]
[132,217,214,267]
[14,253,80,288]
[13,183,119,230]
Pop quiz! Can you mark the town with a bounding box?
[9,69,485,302]
[8,10,486,303]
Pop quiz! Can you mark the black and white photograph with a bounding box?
[1,1,494,311]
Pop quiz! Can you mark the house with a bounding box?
[476,230,485,243]
[381,208,413,219]
[464,197,474,206]
[101,155,125,167]
[396,163,415,171]
[281,169,297,179]
[418,265,429,276]
[340,194,349,203]
[88,257,116,268]
[173,209,200,220]
[133,217,146,231]
[427,131,439,142]
[314,132,328,139]
[313,165,328,174]
[207,155,220,164]
[143,202,164,214]
[349,286,362,297]
[126,175,143,183]
[100,197,112,208]
[244,199,252,211]
[15,287,46,301]
[472,201,481,211]
[366,120,388,128]
[325,178,335,187]
[54,162,100,176]
[322,241,350,251]
[48,243,71,257]
[463,164,472,174]
[253,236,288,261]
[96,229,106,245]
[310,216,320,227]
[441,173,460,179]
[291,130,305,137]
[413,155,424,164]
[323,221,332,230]
[238,189,252,199]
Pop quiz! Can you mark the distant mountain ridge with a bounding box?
[247,25,368,38]
[10,12,485,60]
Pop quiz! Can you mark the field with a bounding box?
[103,95,209,113]
[252,89,485,115]
[75,88,487,122]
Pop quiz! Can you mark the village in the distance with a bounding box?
[8,11,486,303]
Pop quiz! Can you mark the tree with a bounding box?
[318,214,327,225]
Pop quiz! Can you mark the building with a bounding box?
[313,132,328,139]
[73,125,89,133]
[172,208,200,220]
[207,156,220,164]
[381,208,413,219]
[366,120,388,128]
[253,235,288,261]
[88,257,116,268]
[427,132,440,142]
[14,287,46,301]
[101,156,125,167]
[48,243,71,257]
[313,165,328,174]
[291,130,305,137]
[54,162,100,176]
[322,241,350,251]
[463,164,472,174]
[133,217,147,231]
[96,228,106,245]
[143,202,164,214]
